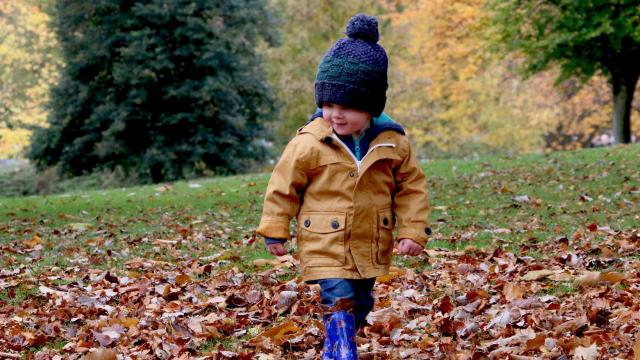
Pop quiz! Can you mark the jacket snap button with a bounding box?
[304,219,311,227]
[425,227,432,235]
[331,220,340,229]
[349,171,355,177]
[383,217,389,226]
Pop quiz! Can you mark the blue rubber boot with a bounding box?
[322,310,358,360]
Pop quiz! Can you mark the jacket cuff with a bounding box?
[265,237,287,245]
[257,218,292,240]
[397,226,431,247]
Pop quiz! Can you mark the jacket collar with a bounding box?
[297,117,334,142]
[298,115,405,143]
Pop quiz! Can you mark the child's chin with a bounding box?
[333,128,352,136]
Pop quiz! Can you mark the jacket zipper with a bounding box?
[332,134,395,174]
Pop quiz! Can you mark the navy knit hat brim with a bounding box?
[315,81,386,117]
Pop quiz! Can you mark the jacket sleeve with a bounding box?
[393,140,431,247]
[256,137,309,240]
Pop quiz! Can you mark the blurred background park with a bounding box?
[1,0,639,195]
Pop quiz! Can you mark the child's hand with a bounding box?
[397,238,423,256]
[267,243,287,256]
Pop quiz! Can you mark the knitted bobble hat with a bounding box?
[314,13,388,117]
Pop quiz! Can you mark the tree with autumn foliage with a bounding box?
[0,0,60,157]
[487,0,640,144]
[387,0,550,156]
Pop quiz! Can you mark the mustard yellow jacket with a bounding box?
[257,118,430,281]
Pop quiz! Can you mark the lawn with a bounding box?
[1,144,639,359]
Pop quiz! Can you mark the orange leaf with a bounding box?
[526,333,546,350]
[416,335,435,350]
[633,334,640,360]
[503,283,525,301]
[600,271,625,284]
[24,235,42,248]
[251,320,301,345]
[252,259,281,267]
[175,274,191,286]
[574,271,601,287]
[120,318,139,328]
[376,266,405,284]
[599,246,614,258]
[83,348,117,360]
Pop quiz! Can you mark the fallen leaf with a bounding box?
[254,354,275,360]
[38,285,63,297]
[155,184,172,192]
[634,334,640,360]
[367,307,402,334]
[548,271,574,282]
[457,321,480,338]
[503,283,525,301]
[250,320,301,345]
[376,266,405,283]
[486,309,511,329]
[83,348,117,360]
[252,259,281,267]
[439,317,464,336]
[24,235,42,248]
[91,325,125,347]
[574,343,599,360]
[521,269,555,281]
[574,271,601,287]
[488,228,511,234]
[600,271,626,284]
[69,223,92,232]
[276,290,298,313]
[525,333,546,350]
[555,315,588,334]
[175,274,191,286]
[120,318,139,328]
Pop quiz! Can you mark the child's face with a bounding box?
[322,103,371,138]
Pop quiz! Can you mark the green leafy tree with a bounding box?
[487,0,640,144]
[29,0,278,182]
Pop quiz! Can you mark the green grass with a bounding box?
[425,145,639,252]
[541,282,578,297]
[1,144,639,275]
[0,283,38,306]
[197,337,235,353]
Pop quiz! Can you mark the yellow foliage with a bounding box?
[383,0,634,156]
[0,2,60,157]
[3,0,633,160]
[0,129,30,158]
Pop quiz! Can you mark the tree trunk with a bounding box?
[611,71,638,144]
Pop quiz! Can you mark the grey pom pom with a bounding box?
[345,13,379,43]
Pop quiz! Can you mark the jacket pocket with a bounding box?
[298,211,347,267]
[375,208,395,265]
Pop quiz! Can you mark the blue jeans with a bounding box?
[318,278,376,330]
